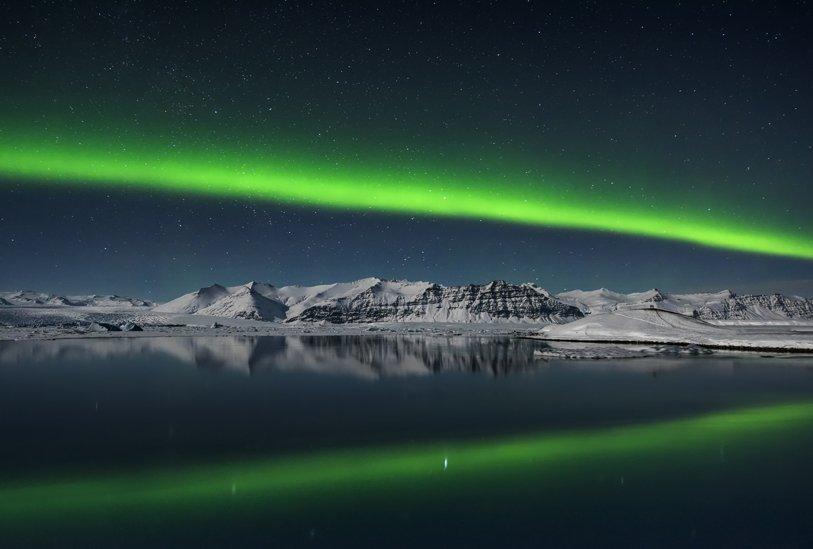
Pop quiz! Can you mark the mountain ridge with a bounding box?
[556,288,813,321]
[4,281,812,323]
[154,278,584,324]
[0,290,154,308]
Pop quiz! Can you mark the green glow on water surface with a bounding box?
[1,401,811,524]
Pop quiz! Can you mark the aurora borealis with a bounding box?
[2,130,813,261]
[1,1,813,296]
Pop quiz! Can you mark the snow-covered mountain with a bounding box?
[556,288,813,321]
[156,278,585,324]
[153,282,286,321]
[0,290,154,308]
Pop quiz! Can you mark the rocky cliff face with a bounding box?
[693,293,813,320]
[289,280,583,323]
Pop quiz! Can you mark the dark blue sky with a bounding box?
[1,1,812,300]
[2,184,812,300]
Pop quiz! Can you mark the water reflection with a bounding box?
[3,334,813,484]
[0,335,547,378]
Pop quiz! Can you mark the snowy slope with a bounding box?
[197,284,287,321]
[539,308,813,351]
[152,284,231,314]
[277,277,403,318]
[557,288,813,320]
[154,282,286,321]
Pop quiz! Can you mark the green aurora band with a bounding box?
[1,133,812,260]
[1,401,812,524]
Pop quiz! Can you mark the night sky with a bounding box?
[2,1,813,301]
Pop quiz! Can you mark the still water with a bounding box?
[1,335,813,547]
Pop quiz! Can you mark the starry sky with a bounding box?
[1,1,813,300]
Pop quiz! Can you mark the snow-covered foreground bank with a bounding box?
[537,308,813,352]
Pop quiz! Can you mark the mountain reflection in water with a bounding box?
[0,335,544,378]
